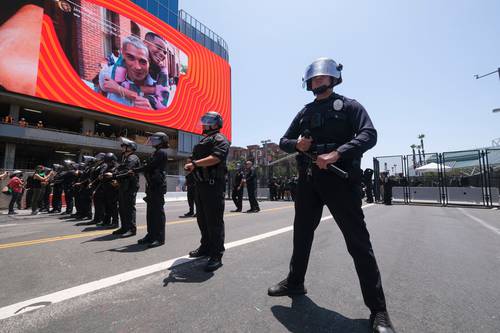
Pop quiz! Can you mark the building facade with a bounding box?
[0,0,229,174]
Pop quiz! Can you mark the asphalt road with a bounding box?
[0,201,499,332]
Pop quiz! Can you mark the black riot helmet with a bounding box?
[120,137,138,151]
[302,58,343,95]
[200,111,223,135]
[95,152,106,163]
[83,155,96,165]
[146,132,169,148]
[104,152,117,163]
[63,159,75,170]
[52,163,63,172]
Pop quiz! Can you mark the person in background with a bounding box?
[18,118,27,127]
[7,171,24,215]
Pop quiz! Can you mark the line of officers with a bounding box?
[35,132,171,247]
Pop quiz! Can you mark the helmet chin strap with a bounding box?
[312,85,329,95]
[203,127,220,136]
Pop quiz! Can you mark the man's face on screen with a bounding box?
[122,43,149,82]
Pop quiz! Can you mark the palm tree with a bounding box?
[410,144,417,169]
[417,145,422,166]
[418,134,426,162]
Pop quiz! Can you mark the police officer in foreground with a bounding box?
[267,58,396,333]
[136,132,169,248]
[185,111,230,272]
[112,138,141,237]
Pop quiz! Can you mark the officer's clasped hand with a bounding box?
[315,151,341,170]
[184,163,195,172]
[296,136,313,152]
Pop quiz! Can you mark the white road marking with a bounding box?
[458,208,500,236]
[0,204,373,320]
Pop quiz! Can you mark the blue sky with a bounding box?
[180,0,500,168]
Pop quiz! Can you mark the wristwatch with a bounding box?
[191,160,198,168]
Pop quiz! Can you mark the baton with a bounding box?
[302,130,349,179]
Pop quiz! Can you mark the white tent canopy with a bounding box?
[415,162,451,173]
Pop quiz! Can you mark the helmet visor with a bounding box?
[200,114,219,126]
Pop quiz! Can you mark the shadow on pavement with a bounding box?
[271,295,369,333]
[82,234,116,243]
[105,243,150,253]
[163,258,213,286]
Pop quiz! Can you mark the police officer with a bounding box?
[230,163,244,212]
[243,160,260,212]
[77,157,95,220]
[267,58,396,333]
[185,111,230,272]
[89,153,106,225]
[49,164,64,213]
[112,138,141,237]
[98,152,119,228]
[136,132,169,247]
[61,160,77,215]
[180,157,196,218]
[364,168,374,203]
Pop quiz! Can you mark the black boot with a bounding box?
[370,311,396,333]
[268,279,307,297]
[205,256,223,272]
[189,247,209,258]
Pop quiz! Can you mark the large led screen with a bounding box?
[0,0,231,139]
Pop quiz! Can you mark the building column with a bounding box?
[9,104,20,122]
[4,143,16,169]
[81,118,95,135]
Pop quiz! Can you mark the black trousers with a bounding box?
[287,169,387,313]
[247,184,259,210]
[74,189,83,214]
[79,187,93,218]
[118,186,138,231]
[145,187,166,242]
[63,185,74,213]
[9,192,21,212]
[194,181,225,258]
[103,184,118,224]
[52,184,62,211]
[93,186,105,222]
[231,186,243,210]
[365,185,374,203]
[187,185,196,214]
[42,186,51,210]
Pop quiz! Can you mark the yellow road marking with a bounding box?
[0,205,293,250]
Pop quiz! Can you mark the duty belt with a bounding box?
[310,143,340,155]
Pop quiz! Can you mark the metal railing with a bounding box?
[373,148,500,207]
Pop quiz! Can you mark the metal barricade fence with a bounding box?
[374,148,500,207]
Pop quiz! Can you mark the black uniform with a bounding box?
[231,169,244,211]
[279,92,387,313]
[62,169,77,214]
[90,163,106,223]
[116,153,141,232]
[244,167,260,211]
[364,169,374,203]
[142,148,168,243]
[185,172,196,215]
[101,162,119,226]
[51,172,63,213]
[192,132,230,259]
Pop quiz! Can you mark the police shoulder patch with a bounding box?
[333,99,344,111]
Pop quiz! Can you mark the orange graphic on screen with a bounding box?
[0,0,231,140]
